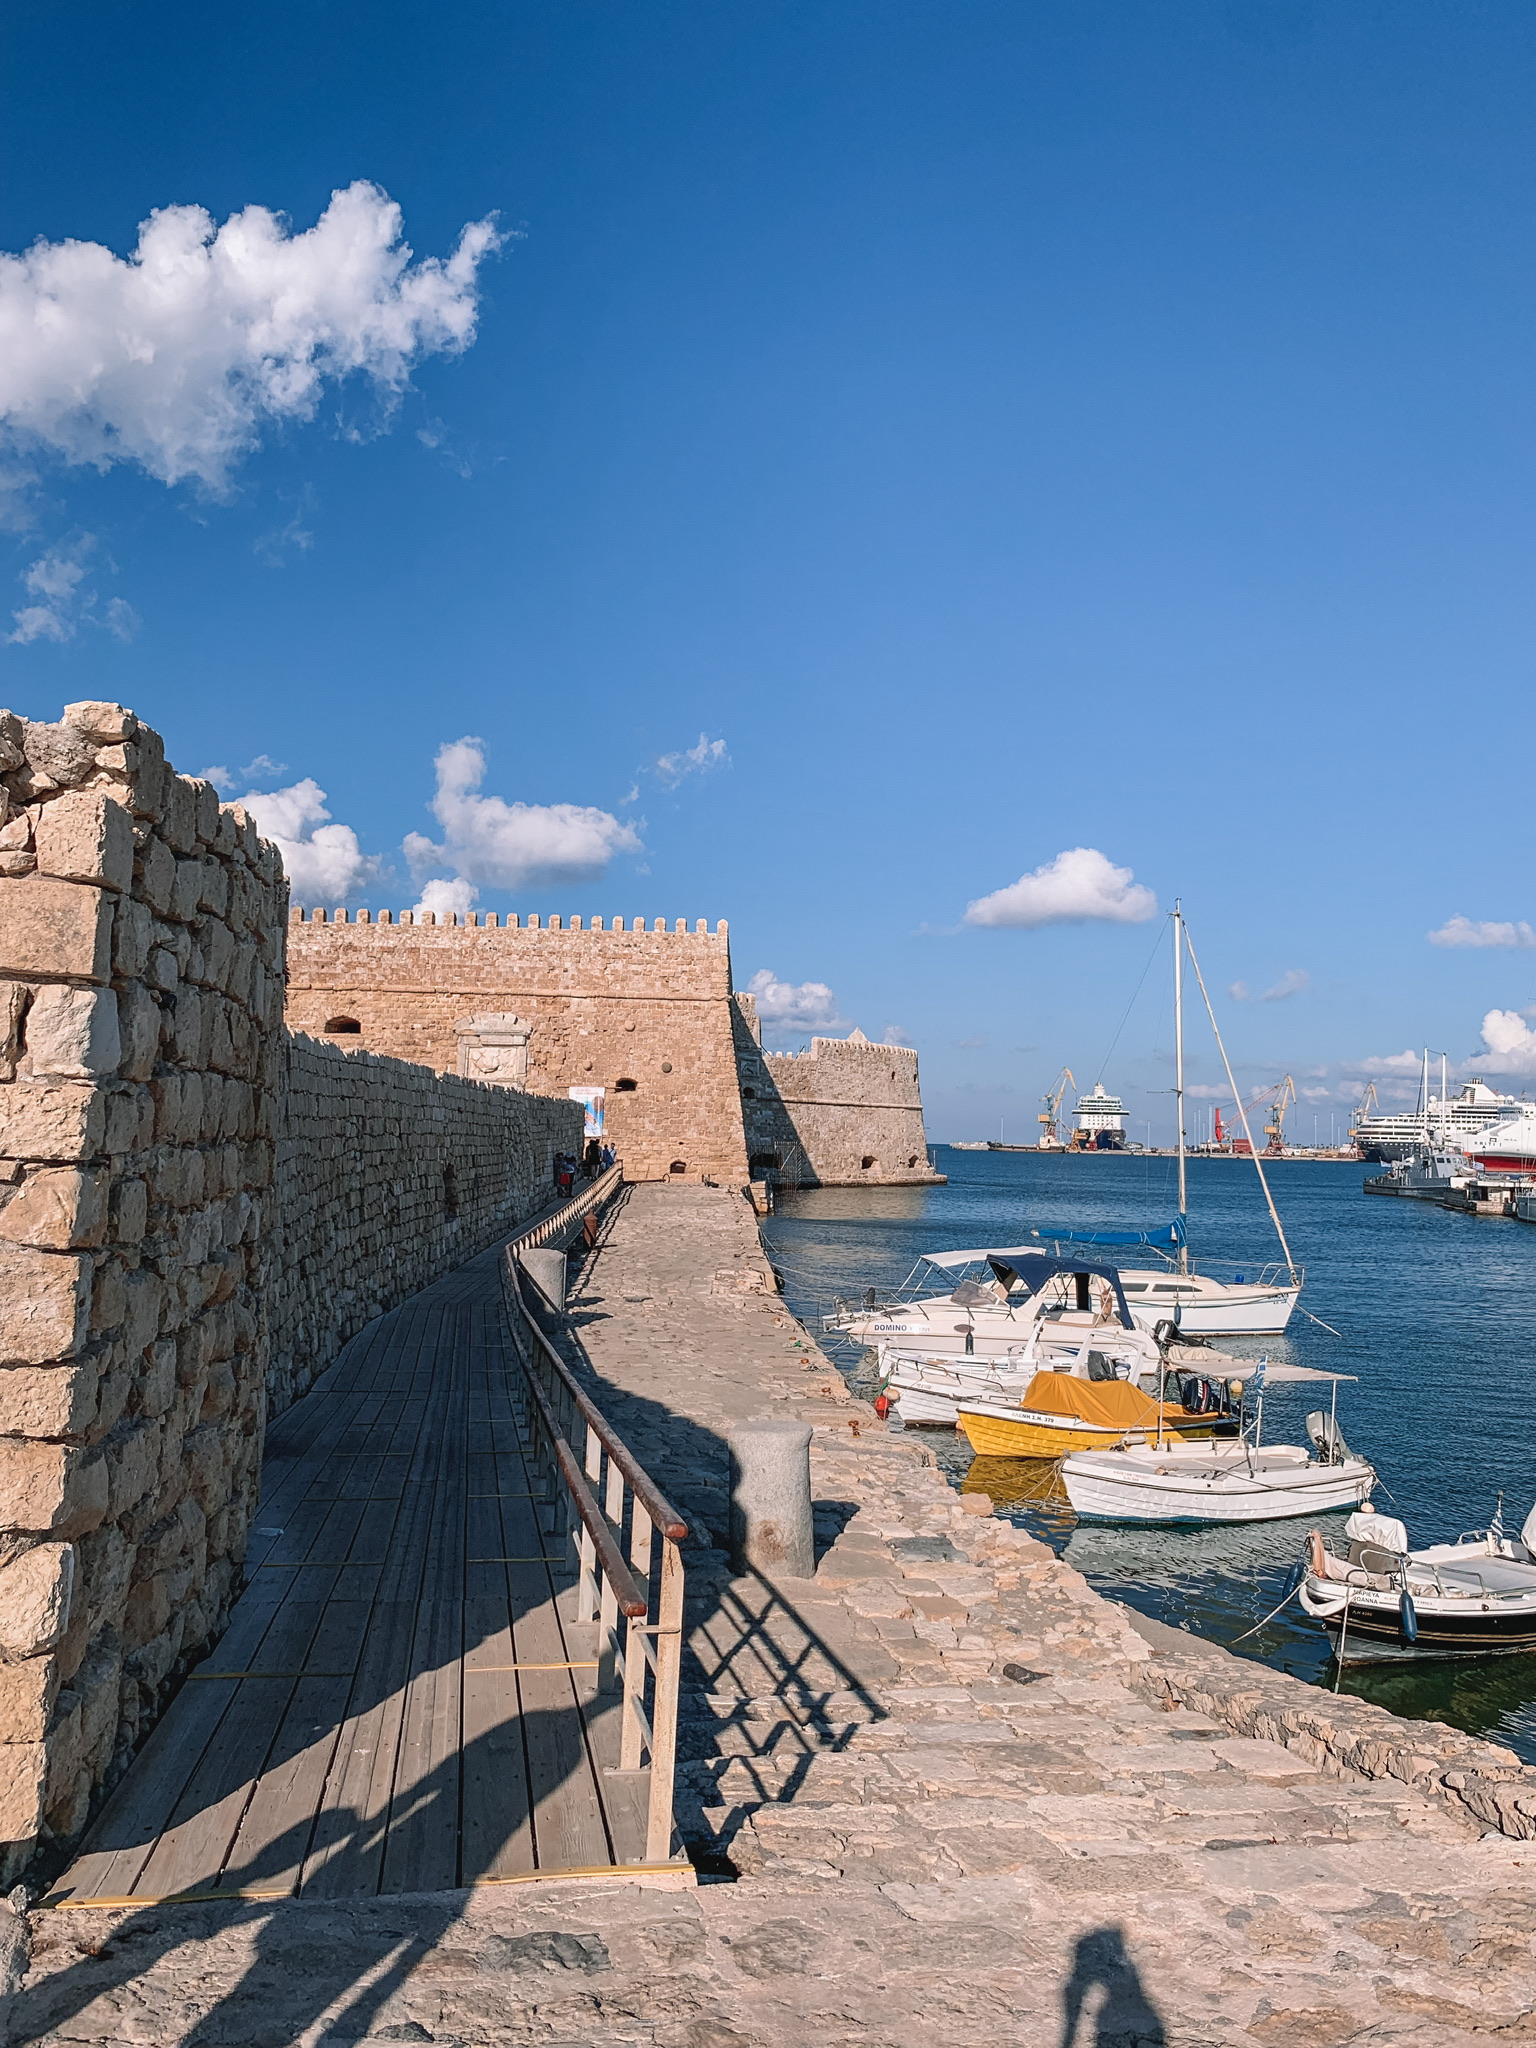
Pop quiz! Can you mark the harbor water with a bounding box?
[763,1144,1536,1761]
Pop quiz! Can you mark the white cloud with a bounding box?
[655,733,728,788]
[1230,968,1310,1003]
[747,968,848,1036]
[1351,1048,1425,1077]
[1429,915,1536,950]
[0,182,500,491]
[256,491,317,566]
[415,876,476,920]
[407,736,642,892]
[1473,1009,1536,1076]
[964,848,1157,929]
[6,532,138,643]
[239,776,385,903]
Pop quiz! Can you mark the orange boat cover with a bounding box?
[1023,1371,1190,1432]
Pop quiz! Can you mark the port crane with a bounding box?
[1215,1075,1297,1154]
[1347,1082,1378,1148]
[1038,1066,1075,1150]
[1263,1074,1296,1155]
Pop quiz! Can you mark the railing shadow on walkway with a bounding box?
[11,1175,1173,2048]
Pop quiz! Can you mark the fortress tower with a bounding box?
[285,908,750,1184]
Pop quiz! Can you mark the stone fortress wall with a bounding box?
[270,1035,579,1416]
[285,910,751,1185]
[0,706,581,1878]
[734,992,942,1187]
[0,705,288,1867]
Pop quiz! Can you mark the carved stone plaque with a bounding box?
[454,1012,531,1088]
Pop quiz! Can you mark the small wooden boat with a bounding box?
[1061,1366,1372,1524]
[1063,1437,1374,1525]
[1299,1506,1536,1661]
[956,1370,1218,1458]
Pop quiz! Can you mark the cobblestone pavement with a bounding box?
[10,1185,1536,2047]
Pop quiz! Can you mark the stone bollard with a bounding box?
[728,1420,814,1580]
[521,1247,567,1313]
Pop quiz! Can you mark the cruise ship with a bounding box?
[1353,1079,1530,1162]
[1072,1082,1128,1151]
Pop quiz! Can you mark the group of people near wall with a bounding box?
[556,1139,616,1194]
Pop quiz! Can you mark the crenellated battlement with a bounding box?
[289,906,727,933]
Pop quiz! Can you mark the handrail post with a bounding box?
[597,1451,623,1690]
[645,1535,685,1862]
[578,1421,601,1624]
[622,1503,654,1770]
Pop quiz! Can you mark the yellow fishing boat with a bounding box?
[956,1370,1217,1458]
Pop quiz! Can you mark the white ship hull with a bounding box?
[1062,1442,1373,1525]
[1125,1286,1298,1336]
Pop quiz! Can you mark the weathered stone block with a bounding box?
[0,1541,75,1657]
[0,1441,107,1537]
[0,1243,91,1363]
[33,791,135,893]
[0,1740,45,1840]
[62,701,136,744]
[137,837,174,916]
[0,1650,57,1741]
[0,1166,107,1249]
[0,876,113,984]
[25,986,121,1080]
[0,1359,100,1436]
[117,983,160,1082]
[0,1079,106,1163]
[111,895,153,980]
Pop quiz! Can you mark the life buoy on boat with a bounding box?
[1308,1528,1327,1580]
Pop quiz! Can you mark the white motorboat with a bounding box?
[1061,1368,1372,1524]
[1299,1505,1536,1662]
[879,1276,1241,1426]
[830,1249,1147,1358]
[1111,1267,1298,1336]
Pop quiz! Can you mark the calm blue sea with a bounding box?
[764,1145,1536,1760]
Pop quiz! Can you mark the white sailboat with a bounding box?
[827,906,1304,1353]
[1001,904,1303,1335]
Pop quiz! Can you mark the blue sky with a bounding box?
[3,2,1536,1141]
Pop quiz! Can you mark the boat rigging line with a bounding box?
[1180,918,1300,1282]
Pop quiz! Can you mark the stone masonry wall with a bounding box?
[0,707,592,1880]
[0,703,287,1876]
[285,909,750,1186]
[270,1033,581,1414]
[734,993,942,1187]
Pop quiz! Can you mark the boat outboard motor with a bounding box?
[1305,1410,1352,1467]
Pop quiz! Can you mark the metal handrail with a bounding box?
[500,1169,687,1867]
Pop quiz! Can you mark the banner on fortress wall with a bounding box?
[568,1085,606,1138]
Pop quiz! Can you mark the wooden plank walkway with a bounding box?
[49,1246,659,1907]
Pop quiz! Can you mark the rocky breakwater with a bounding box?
[0,703,285,1878]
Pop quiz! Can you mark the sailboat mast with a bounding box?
[1173,900,1188,1273]
[1182,926,1300,1280]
